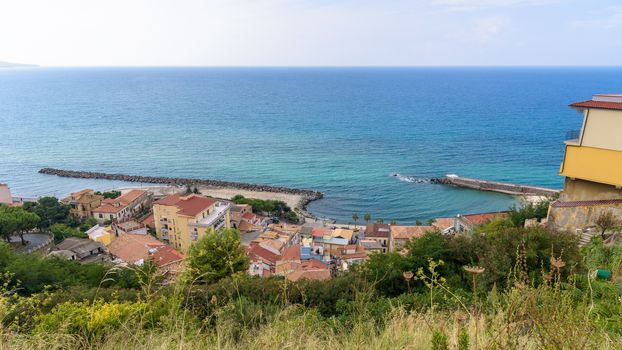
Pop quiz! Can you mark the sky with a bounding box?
[1,0,621,66]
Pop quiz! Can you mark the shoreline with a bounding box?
[38,167,323,214]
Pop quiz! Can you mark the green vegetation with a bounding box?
[231,195,298,222]
[183,228,249,284]
[29,197,70,232]
[95,190,121,199]
[508,200,550,227]
[49,224,87,244]
[1,217,621,349]
[0,205,40,245]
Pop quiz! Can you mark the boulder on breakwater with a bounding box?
[38,168,324,206]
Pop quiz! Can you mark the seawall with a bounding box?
[431,174,560,197]
[38,168,324,206]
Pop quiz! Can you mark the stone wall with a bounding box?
[547,202,622,232]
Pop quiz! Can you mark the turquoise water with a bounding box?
[1,67,620,223]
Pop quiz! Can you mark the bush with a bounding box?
[50,223,87,243]
[183,228,249,284]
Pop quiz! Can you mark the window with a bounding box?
[99,214,103,218]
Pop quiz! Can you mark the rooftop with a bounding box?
[391,225,433,240]
[156,194,219,217]
[107,234,165,264]
[192,201,231,227]
[365,223,391,238]
[93,189,148,213]
[151,245,184,267]
[459,211,509,226]
[571,94,622,111]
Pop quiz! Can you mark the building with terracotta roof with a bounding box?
[287,260,331,282]
[548,94,622,231]
[432,218,455,234]
[153,194,231,252]
[364,223,391,253]
[454,212,509,233]
[107,233,184,278]
[390,225,433,252]
[335,244,368,267]
[92,189,151,224]
[247,241,281,277]
[62,189,103,218]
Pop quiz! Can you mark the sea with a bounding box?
[1,67,621,224]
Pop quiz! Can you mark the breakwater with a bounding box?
[38,168,324,205]
[431,174,560,197]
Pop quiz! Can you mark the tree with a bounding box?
[30,197,70,231]
[364,213,371,224]
[0,206,18,242]
[595,211,620,240]
[50,224,87,244]
[11,207,40,245]
[427,219,435,226]
[95,190,121,199]
[376,218,384,224]
[415,220,422,226]
[0,206,40,245]
[184,228,249,284]
[352,213,359,227]
[390,219,397,225]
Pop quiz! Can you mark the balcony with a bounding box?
[561,145,622,187]
[564,130,581,145]
[190,202,231,229]
[159,218,168,224]
[160,228,169,234]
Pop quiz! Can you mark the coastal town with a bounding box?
[3,93,622,285]
[0,180,511,282]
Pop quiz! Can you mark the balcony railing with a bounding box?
[160,228,169,233]
[565,130,581,141]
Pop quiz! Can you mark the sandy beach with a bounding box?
[117,184,306,212]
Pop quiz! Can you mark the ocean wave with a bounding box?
[389,173,430,184]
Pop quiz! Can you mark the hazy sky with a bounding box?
[1,0,621,66]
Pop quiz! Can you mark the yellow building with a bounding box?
[153,194,231,252]
[86,225,116,246]
[549,94,622,231]
[62,189,104,218]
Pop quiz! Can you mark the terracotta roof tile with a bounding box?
[461,212,508,226]
[155,194,216,217]
[391,225,433,239]
[365,223,391,238]
[248,243,280,265]
[551,199,622,208]
[570,100,622,111]
[288,268,331,282]
[152,245,184,267]
[433,218,454,230]
[107,234,165,264]
[281,244,301,261]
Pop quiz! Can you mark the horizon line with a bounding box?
[15,64,622,69]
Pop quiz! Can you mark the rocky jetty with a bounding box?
[39,168,324,206]
[430,177,451,185]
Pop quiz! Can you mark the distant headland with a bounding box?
[0,61,37,68]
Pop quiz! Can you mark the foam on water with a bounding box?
[1,67,620,223]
